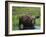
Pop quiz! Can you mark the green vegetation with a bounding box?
[12,7,40,30]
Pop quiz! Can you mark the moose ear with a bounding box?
[36,16,40,19]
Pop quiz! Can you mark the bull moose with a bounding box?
[19,15,40,30]
[19,16,35,30]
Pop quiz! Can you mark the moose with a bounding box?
[19,15,40,30]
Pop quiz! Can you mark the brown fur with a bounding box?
[19,16,35,30]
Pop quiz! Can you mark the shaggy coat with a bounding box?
[19,16,35,30]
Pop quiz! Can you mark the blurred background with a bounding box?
[12,7,40,30]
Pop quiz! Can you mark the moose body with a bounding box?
[19,15,35,30]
